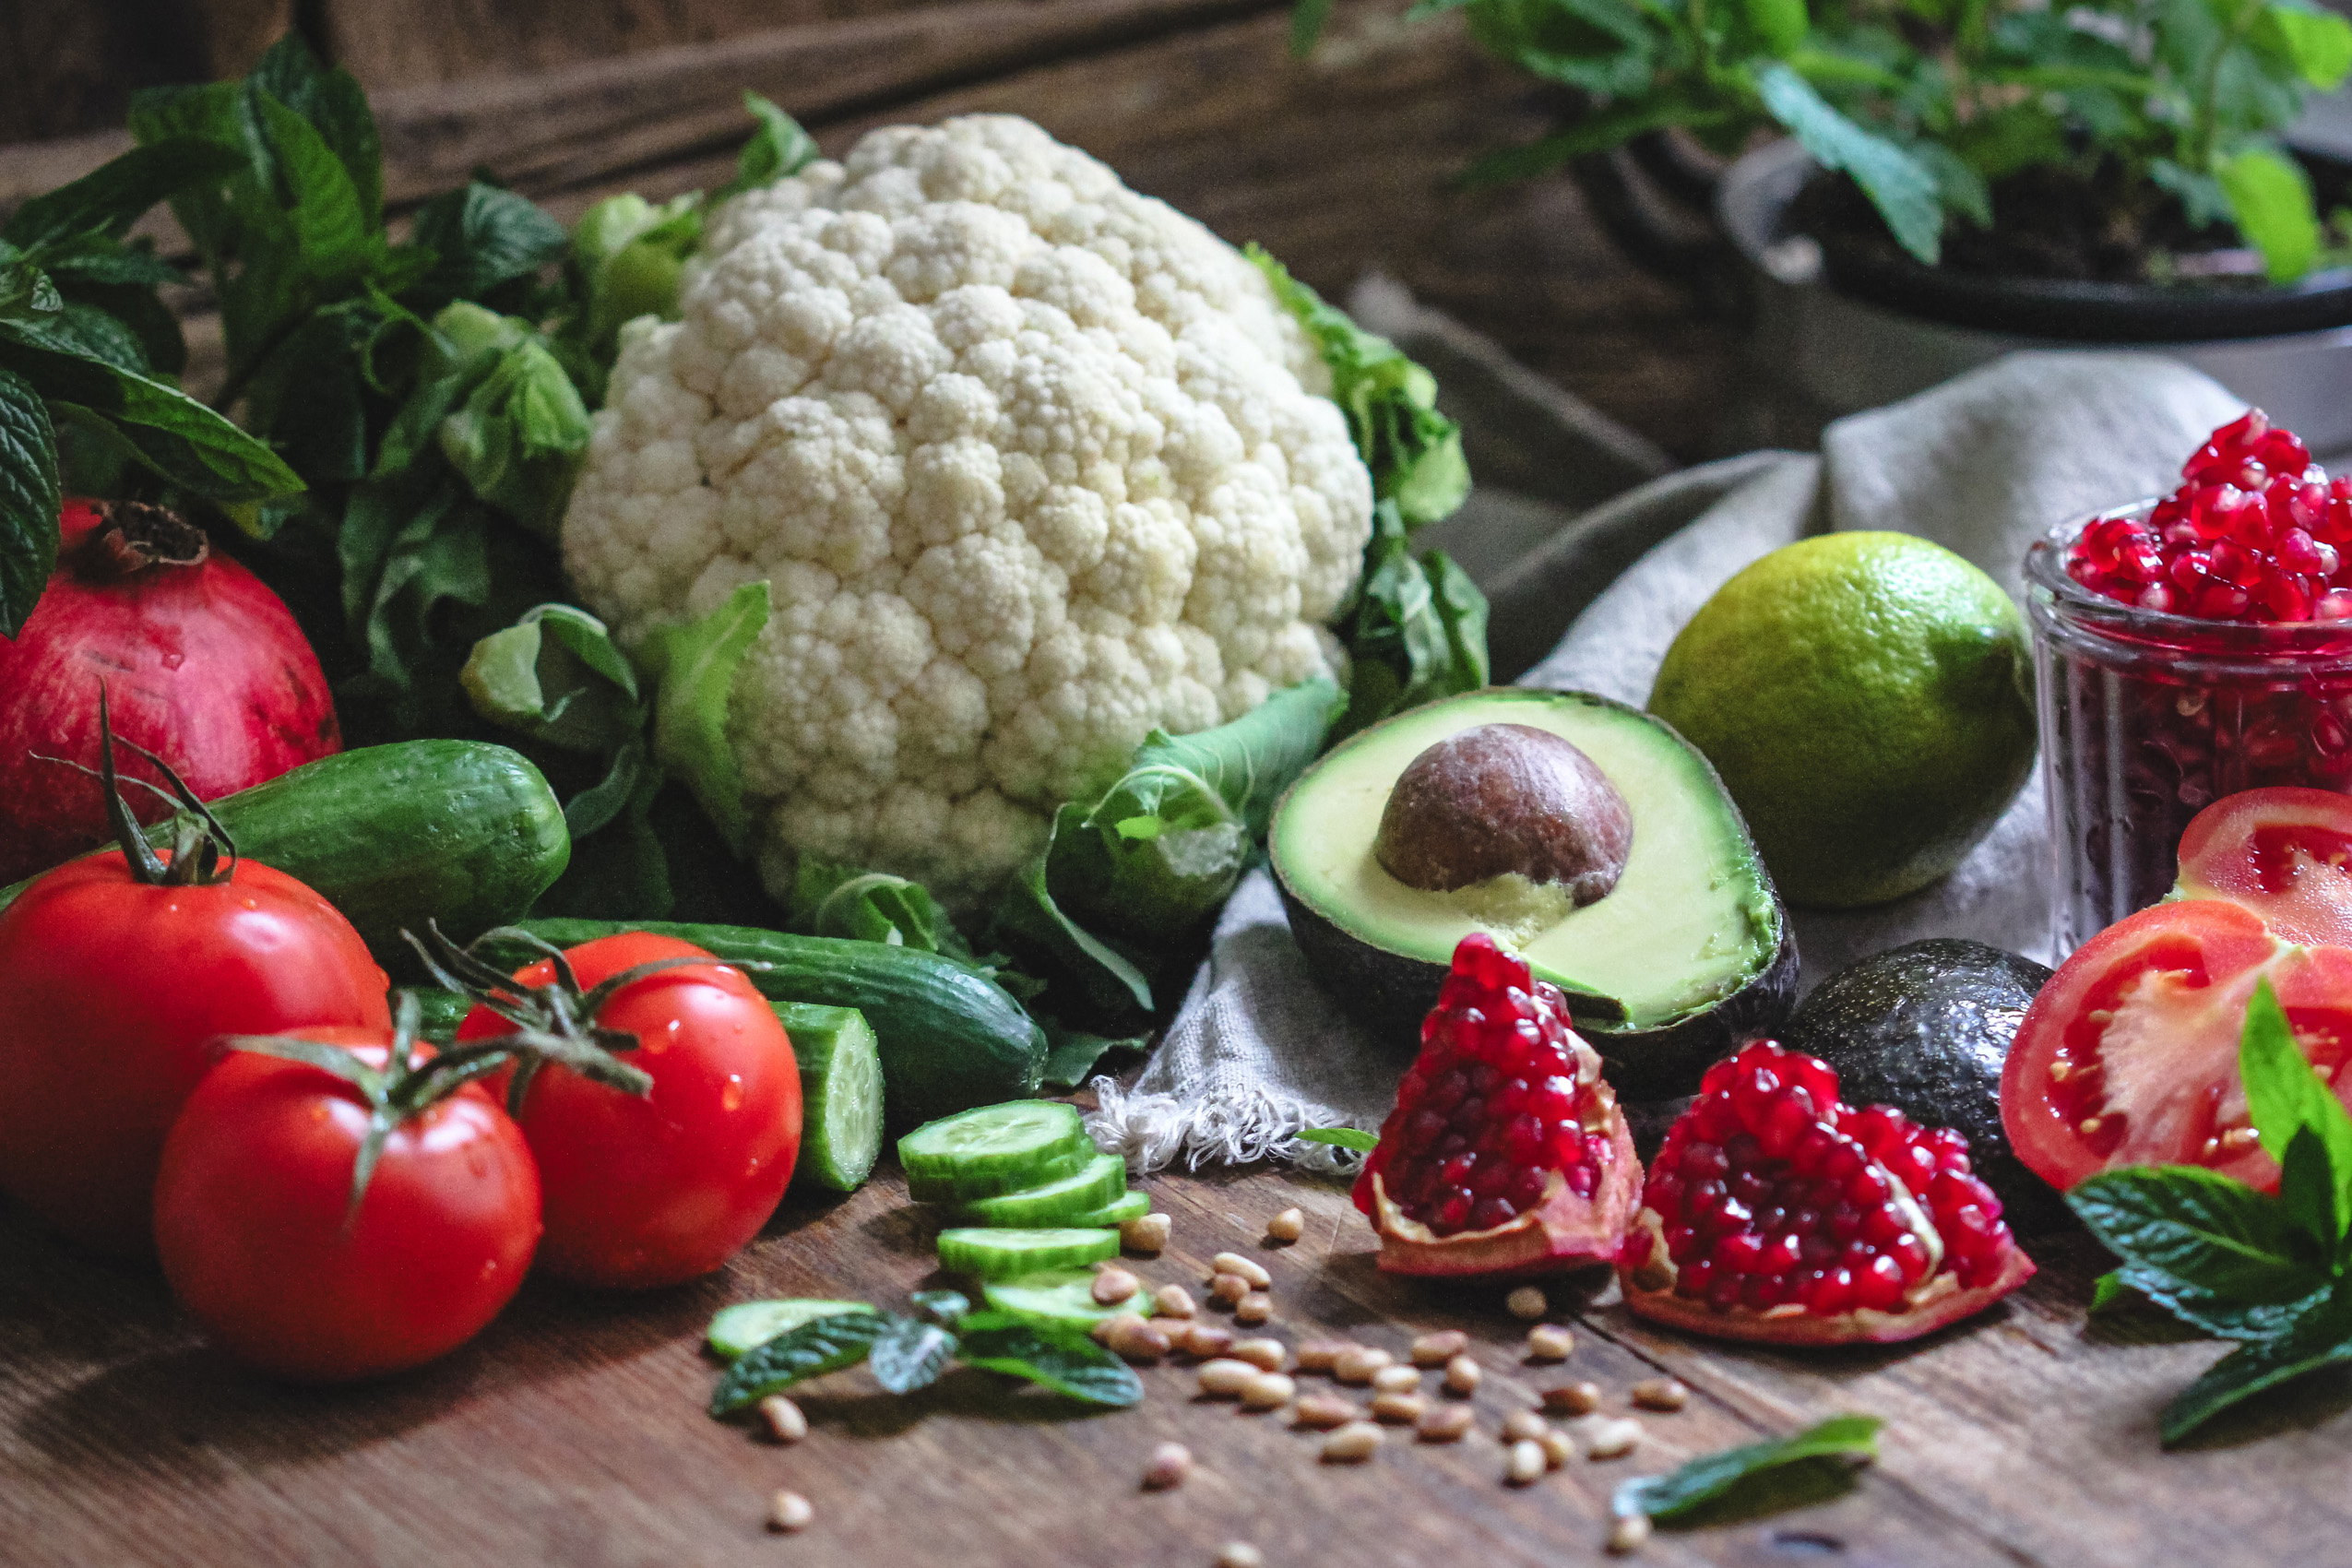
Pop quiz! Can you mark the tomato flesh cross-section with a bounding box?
[2175,787,2352,947]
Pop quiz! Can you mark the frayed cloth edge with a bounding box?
[1084,1076,1376,1176]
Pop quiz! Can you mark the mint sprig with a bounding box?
[2068,977,2352,1443]
[1613,1415,1883,1525]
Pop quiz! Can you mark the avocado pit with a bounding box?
[1373,722,1633,904]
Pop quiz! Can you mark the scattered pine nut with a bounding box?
[1143,1442,1193,1491]
[1240,1372,1297,1411]
[1147,1316,1194,1342]
[1197,1358,1259,1397]
[1541,1381,1602,1417]
[1416,1403,1475,1442]
[1184,1324,1236,1360]
[1231,1338,1289,1372]
[1538,1430,1574,1469]
[1293,1392,1360,1429]
[1322,1420,1384,1463]
[1123,1212,1171,1253]
[767,1490,814,1533]
[1092,1267,1141,1306]
[1505,1285,1549,1321]
[1371,1391,1425,1424]
[1213,1253,1273,1289]
[1209,1272,1253,1306]
[1443,1355,1482,1396]
[1157,1284,1198,1319]
[1234,1291,1274,1326]
[1332,1346,1394,1384]
[1526,1324,1574,1361]
[1371,1363,1421,1394]
[1608,1514,1653,1555]
[1093,1312,1146,1345]
[1266,1206,1305,1243]
[1505,1439,1547,1486]
[1295,1338,1352,1372]
[1410,1330,1469,1366]
[1217,1544,1265,1568]
[1501,1408,1550,1444]
[1582,1417,1643,1460]
[757,1395,808,1443]
[1104,1317,1171,1362]
[1630,1377,1689,1412]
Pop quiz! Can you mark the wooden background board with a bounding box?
[6,1143,2352,1568]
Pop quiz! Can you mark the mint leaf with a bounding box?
[252,90,374,289]
[1755,62,1942,263]
[953,1312,1145,1407]
[2160,1286,2352,1444]
[1613,1415,1882,1524]
[2,139,245,254]
[0,364,61,637]
[708,1311,892,1414]
[2066,1165,2327,1329]
[2239,975,2352,1252]
[2219,146,2321,283]
[1298,1126,1380,1152]
[247,31,384,230]
[409,183,568,306]
[868,1317,958,1395]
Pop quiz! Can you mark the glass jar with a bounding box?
[2026,504,2352,956]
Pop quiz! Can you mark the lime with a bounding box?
[1647,532,2036,909]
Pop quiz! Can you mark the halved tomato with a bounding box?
[2002,898,2352,1193]
[2175,787,2352,947]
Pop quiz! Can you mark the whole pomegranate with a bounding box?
[0,500,339,884]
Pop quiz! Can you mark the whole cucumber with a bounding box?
[485,918,1048,1129]
[0,741,570,967]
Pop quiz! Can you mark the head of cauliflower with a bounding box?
[563,114,1374,904]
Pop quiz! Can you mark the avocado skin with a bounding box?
[1277,881,1800,1099]
[1781,938,2061,1227]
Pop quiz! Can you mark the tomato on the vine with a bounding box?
[2002,898,2352,1193]
[152,1023,540,1382]
[457,932,801,1289]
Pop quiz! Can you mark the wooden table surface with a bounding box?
[6,1120,2349,1568]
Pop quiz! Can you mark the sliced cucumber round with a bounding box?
[1068,1188,1151,1229]
[898,1100,1087,1187]
[776,1003,885,1193]
[707,1299,877,1360]
[983,1267,1124,1330]
[936,1226,1121,1280]
[906,1146,1090,1206]
[959,1153,1128,1228]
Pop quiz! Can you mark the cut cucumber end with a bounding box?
[777,1003,885,1193]
[707,1299,878,1360]
[1068,1189,1151,1228]
[935,1227,1122,1280]
[959,1152,1128,1228]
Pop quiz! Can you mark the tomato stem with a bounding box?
[84,683,242,888]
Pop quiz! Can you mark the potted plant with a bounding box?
[1292,0,2352,445]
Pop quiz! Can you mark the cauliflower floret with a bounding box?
[565,114,1373,903]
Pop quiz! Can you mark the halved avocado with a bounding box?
[1270,689,1796,1096]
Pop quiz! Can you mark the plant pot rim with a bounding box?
[1719,138,2352,343]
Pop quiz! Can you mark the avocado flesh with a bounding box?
[1272,690,1784,1033]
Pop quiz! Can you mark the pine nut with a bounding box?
[1197,1358,1259,1397]
[1410,1330,1469,1366]
[1231,1338,1288,1372]
[1234,1291,1274,1326]
[766,1490,814,1532]
[1332,1346,1394,1384]
[1105,1317,1171,1362]
[1213,1253,1273,1289]
[1526,1324,1574,1361]
[1505,1438,1547,1486]
[1542,1381,1602,1416]
[1293,1392,1359,1429]
[1122,1212,1171,1253]
[1093,1267,1141,1305]
[1582,1416,1643,1460]
[1416,1403,1475,1442]
[1240,1372,1296,1411]
[1539,1430,1574,1468]
[1443,1355,1481,1396]
[1217,1544,1265,1568]
[1322,1420,1384,1462]
[1143,1442,1193,1491]
[1501,1408,1550,1443]
[1608,1513,1653,1554]
[1210,1272,1253,1306]
[1157,1284,1198,1319]
[1148,1316,1194,1341]
[1371,1391,1425,1424]
[1184,1324,1236,1360]
[1630,1377,1689,1412]
[758,1394,807,1443]
[1093,1312,1146,1345]
[1295,1338,1352,1372]
[1505,1285,1549,1321]
[1371,1363,1420,1394]
[1266,1206,1305,1243]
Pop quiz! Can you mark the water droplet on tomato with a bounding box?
[721,1075,744,1111]
[480,1257,499,1279]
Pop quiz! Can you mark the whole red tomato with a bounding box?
[153,1026,540,1382]
[0,850,389,1256]
[2003,898,2352,1193]
[457,932,800,1289]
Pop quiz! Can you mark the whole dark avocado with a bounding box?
[1781,939,2061,1228]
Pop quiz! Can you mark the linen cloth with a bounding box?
[1088,352,2248,1171]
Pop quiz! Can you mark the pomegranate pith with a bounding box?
[1621,1041,2034,1344]
[1354,932,1639,1278]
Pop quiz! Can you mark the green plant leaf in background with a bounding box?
[716,92,822,202]
[2251,1,2352,89]
[2219,146,2322,283]
[1,139,246,255]
[642,578,771,859]
[409,182,571,307]
[0,364,62,638]
[1039,1019,1147,1091]
[1754,63,1943,264]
